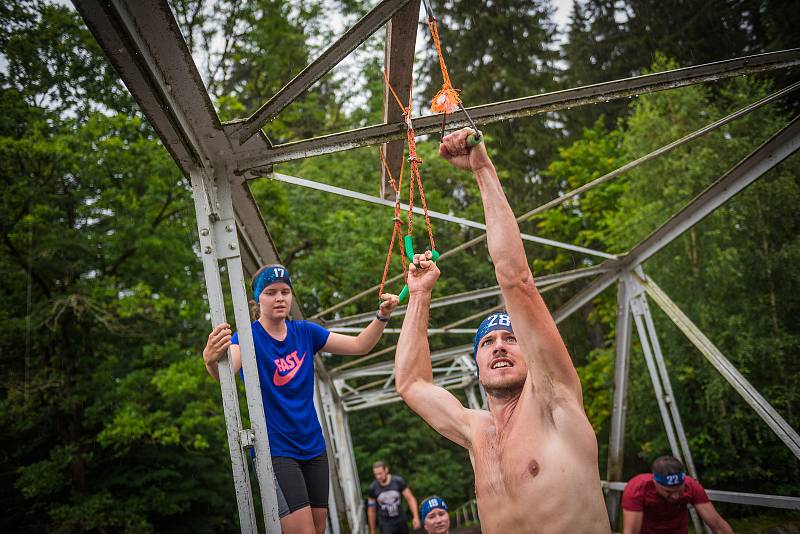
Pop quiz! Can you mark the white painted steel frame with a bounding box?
[640,275,800,458]
[265,172,616,259]
[326,264,611,328]
[190,170,259,532]
[190,168,282,532]
[629,277,705,534]
[602,482,800,510]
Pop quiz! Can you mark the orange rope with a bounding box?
[414,166,436,251]
[379,68,437,294]
[427,17,461,114]
[378,147,407,298]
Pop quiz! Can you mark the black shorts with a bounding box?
[272,453,329,517]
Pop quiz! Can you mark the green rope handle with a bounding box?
[466,131,483,146]
[397,235,440,303]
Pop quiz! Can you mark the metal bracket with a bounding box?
[214,218,240,259]
[239,428,256,450]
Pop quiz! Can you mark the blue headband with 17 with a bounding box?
[253,265,292,302]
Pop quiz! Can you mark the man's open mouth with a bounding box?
[490,357,513,370]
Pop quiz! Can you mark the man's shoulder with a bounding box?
[624,474,653,493]
[684,475,710,502]
[684,475,704,488]
[392,475,406,487]
[367,479,379,495]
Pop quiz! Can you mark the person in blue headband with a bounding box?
[472,312,513,375]
[419,496,450,534]
[252,263,293,302]
[394,128,609,532]
[203,263,399,533]
[622,455,732,534]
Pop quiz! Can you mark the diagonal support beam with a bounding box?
[325,264,611,328]
[235,49,800,169]
[623,115,800,268]
[267,172,616,259]
[639,275,800,459]
[231,0,415,144]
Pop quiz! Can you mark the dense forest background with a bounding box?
[1,0,799,531]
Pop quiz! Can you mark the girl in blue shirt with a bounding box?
[203,264,399,533]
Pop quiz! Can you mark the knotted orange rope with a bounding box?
[378,147,406,298]
[427,16,461,114]
[378,69,437,297]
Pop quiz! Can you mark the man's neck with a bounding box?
[379,474,392,487]
[486,392,522,431]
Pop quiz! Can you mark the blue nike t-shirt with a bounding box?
[231,320,330,459]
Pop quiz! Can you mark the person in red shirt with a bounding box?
[622,456,733,534]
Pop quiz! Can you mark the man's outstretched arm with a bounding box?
[695,502,733,534]
[395,253,473,448]
[402,487,421,529]
[440,129,582,399]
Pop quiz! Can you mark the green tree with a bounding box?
[0,3,237,531]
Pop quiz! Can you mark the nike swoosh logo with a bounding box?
[272,353,307,386]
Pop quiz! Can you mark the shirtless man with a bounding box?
[395,128,610,533]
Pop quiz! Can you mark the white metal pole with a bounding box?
[606,275,632,528]
[190,169,259,533]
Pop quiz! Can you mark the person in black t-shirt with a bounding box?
[367,460,421,534]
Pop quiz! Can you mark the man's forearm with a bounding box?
[367,507,377,534]
[709,518,734,534]
[396,292,434,394]
[474,165,529,282]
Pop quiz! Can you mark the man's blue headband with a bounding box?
[473,312,514,358]
[253,265,292,301]
[420,496,448,521]
[653,471,685,487]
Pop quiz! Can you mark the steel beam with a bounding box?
[331,327,474,334]
[316,370,365,533]
[326,264,611,328]
[640,275,800,458]
[381,0,421,198]
[637,277,698,478]
[631,291,681,456]
[605,275,633,528]
[340,370,474,411]
[231,0,415,144]
[72,0,220,173]
[624,115,800,268]
[602,482,800,510]
[236,49,800,169]
[630,281,707,534]
[189,170,259,533]
[264,172,616,259]
[334,344,472,380]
